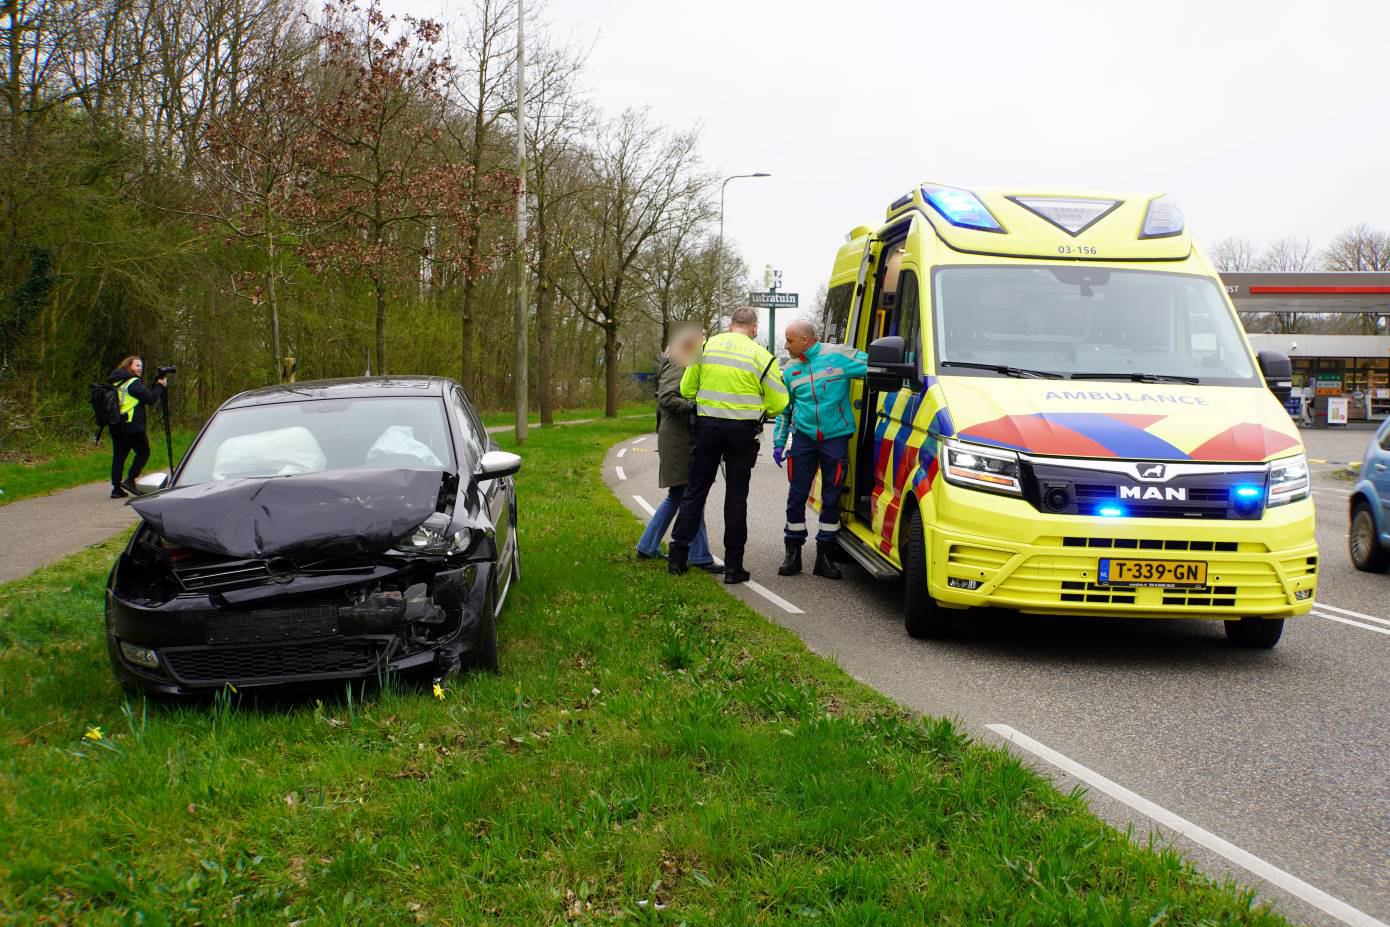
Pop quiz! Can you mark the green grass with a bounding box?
[0,418,1290,925]
[0,429,197,506]
[478,401,654,429]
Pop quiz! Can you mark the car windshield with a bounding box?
[932,266,1259,385]
[178,397,455,487]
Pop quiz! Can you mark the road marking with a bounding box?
[632,495,655,516]
[986,724,1390,927]
[1313,611,1390,637]
[617,447,627,458]
[1314,601,1390,627]
[745,580,805,614]
[616,466,627,481]
[632,435,648,444]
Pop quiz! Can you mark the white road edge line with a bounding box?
[1313,601,1390,628]
[1312,611,1390,637]
[986,724,1389,927]
[744,580,805,615]
[631,495,655,517]
[616,447,627,458]
[616,466,627,481]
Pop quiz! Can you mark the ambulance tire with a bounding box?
[1223,617,1283,649]
[902,509,951,639]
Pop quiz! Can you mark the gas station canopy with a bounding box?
[1221,272,1390,314]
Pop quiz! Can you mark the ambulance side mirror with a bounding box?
[867,336,919,391]
[1256,350,1293,404]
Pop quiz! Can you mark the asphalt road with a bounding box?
[605,427,1389,927]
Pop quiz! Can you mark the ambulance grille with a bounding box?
[1060,537,1240,552]
[1280,554,1318,578]
[994,556,1288,611]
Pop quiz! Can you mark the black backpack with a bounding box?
[89,380,123,441]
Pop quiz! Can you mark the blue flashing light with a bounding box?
[1097,505,1126,518]
[1234,485,1262,499]
[1140,195,1184,239]
[922,184,1004,233]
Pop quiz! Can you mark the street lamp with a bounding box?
[715,172,771,321]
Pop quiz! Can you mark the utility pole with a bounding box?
[512,0,528,445]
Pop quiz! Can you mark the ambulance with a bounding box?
[817,184,1316,648]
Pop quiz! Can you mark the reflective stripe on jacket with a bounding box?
[772,341,869,447]
[679,331,788,421]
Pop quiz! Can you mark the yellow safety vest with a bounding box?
[117,378,139,423]
[679,332,788,421]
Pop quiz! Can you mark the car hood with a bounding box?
[939,376,1302,463]
[131,468,446,560]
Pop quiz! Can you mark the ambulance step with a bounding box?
[836,531,900,581]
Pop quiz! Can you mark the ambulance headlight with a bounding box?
[1139,195,1184,239]
[943,441,1023,496]
[1266,454,1309,506]
[922,184,1004,233]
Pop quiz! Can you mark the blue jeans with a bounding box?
[637,483,714,564]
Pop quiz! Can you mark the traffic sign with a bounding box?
[748,292,798,308]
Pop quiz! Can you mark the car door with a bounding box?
[1371,423,1390,523]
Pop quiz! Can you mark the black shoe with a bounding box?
[723,568,751,585]
[668,559,688,575]
[813,543,843,580]
[777,541,803,576]
[121,479,140,496]
[110,485,127,499]
[693,561,725,573]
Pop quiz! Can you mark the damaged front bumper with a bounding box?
[105,554,495,696]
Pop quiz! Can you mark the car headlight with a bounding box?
[397,514,472,554]
[1266,453,1309,507]
[942,441,1023,496]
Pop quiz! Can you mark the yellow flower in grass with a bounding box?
[432,683,445,701]
[84,727,103,741]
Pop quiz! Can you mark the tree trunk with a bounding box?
[535,233,553,424]
[603,319,619,418]
[374,276,388,375]
[459,273,475,390]
[266,221,282,380]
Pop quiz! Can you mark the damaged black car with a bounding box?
[105,377,520,696]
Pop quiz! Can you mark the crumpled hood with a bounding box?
[938,376,1302,462]
[131,468,445,560]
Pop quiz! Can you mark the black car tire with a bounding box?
[1349,503,1390,572]
[903,509,951,639]
[1224,617,1284,648]
[464,589,499,673]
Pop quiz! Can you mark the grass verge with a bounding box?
[0,418,1289,925]
[0,429,197,507]
[478,401,654,429]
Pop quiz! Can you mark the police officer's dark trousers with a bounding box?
[670,417,760,570]
[112,429,150,487]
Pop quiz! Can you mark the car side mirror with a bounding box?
[133,471,170,494]
[477,450,521,481]
[1257,350,1293,404]
[866,335,919,391]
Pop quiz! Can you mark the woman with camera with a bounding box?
[107,356,167,498]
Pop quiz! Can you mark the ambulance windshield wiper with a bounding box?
[1068,372,1200,384]
[939,361,1063,379]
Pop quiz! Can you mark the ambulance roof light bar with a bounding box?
[921,183,1004,233]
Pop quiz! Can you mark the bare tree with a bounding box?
[1206,236,1259,272]
[1250,237,1317,334]
[1325,224,1390,272]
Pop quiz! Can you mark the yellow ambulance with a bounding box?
[818,184,1316,647]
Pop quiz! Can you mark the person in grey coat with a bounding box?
[636,324,720,570]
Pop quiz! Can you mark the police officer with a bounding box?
[771,320,867,579]
[107,355,167,498]
[668,306,788,584]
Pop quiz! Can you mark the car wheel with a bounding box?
[1349,503,1389,572]
[902,509,951,639]
[1224,617,1284,648]
[464,588,499,673]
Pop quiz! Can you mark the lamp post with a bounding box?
[715,172,770,321]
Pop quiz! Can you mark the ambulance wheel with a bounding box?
[1349,503,1389,572]
[1223,617,1284,649]
[902,509,951,639]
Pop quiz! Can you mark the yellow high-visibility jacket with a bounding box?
[679,331,788,421]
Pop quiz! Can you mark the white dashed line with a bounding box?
[987,724,1390,927]
[631,435,648,444]
[616,447,627,458]
[631,495,655,516]
[1312,611,1390,637]
[1315,602,1390,627]
[744,580,805,615]
[616,466,627,481]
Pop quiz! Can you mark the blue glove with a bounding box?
[772,446,785,468]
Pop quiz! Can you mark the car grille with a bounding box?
[1026,460,1264,520]
[994,556,1290,611]
[162,641,384,685]
[173,558,272,592]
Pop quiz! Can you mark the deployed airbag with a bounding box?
[365,425,444,467]
[212,425,327,480]
[132,468,444,559]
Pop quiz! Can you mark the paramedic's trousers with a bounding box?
[671,417,760,567]
[785,431,849,543]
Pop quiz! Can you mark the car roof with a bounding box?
[221,376,456,409]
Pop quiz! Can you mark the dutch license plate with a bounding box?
[1098,558,1207,588]
[208,607,338,644]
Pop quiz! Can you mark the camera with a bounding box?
[156,364,176,378]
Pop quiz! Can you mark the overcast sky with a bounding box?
[405,0,1389,341]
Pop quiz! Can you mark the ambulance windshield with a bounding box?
[931,266,1260,386]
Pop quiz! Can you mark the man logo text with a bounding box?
[1120,486,1187,501]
